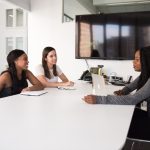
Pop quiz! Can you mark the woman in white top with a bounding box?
[35,47,74,87]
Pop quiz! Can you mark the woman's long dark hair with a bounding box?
[6,49,26,82]
[137,46,150,90]
[42,47,57,79]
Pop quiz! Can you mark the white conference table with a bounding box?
[0,81,135,150]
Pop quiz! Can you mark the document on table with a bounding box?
[57,86,76,90]
[20,91,48,96]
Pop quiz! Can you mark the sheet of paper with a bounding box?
[57,86,76,90]
[20,91,48,96]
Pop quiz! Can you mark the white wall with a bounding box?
[0,1,28,72]
[28,0,140,81]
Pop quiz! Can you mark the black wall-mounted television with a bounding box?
[75,12,150,60]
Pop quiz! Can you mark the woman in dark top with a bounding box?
[0,49,44,98]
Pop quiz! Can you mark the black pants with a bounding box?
[122,108,150,150]
[127,107,150,140]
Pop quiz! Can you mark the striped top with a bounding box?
[96,76,150,106]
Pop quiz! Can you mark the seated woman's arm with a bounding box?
[0,72,12,97]
[114,76,140,95]
[0,73,7,93]
[58,73,69,82]
[24,70,44,91]
[84,77,150,105]
[37,74,74,88]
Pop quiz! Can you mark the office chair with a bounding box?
[122,137,150,150]
[122,107,150,150]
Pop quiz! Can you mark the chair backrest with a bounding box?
[123,137,150,150]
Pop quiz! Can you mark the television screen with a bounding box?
[75,12,150,60]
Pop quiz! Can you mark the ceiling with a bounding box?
[78,0,150,7]
[64,0,150,21]
[77,0,150,11]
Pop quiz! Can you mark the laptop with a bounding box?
[91,73,107,96]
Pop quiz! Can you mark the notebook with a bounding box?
[91,73,107,96]
[57,86,76,90]
[20,91,48,96]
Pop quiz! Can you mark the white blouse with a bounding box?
[35,64,63,82]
